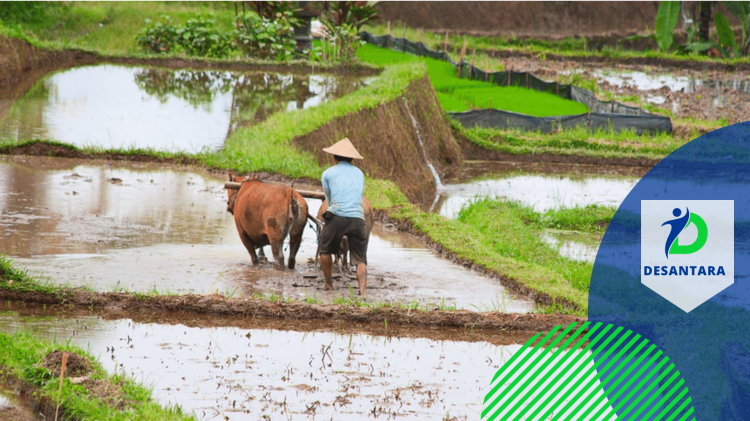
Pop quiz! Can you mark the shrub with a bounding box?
[135,16,178,53]
[233,11,298,60]
[176,16,233,58]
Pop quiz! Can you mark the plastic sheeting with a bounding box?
[360,32,673,135]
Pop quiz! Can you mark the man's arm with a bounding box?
[322,172,331,204]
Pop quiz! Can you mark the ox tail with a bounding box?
[282,189,299,242]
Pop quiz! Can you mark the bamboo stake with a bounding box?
[387,21,390,48]
[470,49,476,77]
[526,71,529,89]
[508,69,511,86]
[55,353,69,421]
[458,39,467,77]
[485,56,489,82]
[402,22,406,53]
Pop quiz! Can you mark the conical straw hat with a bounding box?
[322,137,364,160]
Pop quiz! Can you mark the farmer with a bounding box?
[319,138,368,296]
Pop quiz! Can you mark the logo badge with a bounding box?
[641,200,734,312]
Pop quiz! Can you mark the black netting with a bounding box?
[360,32,672,135]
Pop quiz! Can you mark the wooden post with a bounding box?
[508,69,511,86]
[489,97,493,112]
[55,353,69,421]
[611,91,615,113]
[470,49,476,78]
[526,71,529,89]
[402,22,406,53]
[443,31,449,56]
[485,56,489,82]
[458,39,467,77]
[387,21,391,48]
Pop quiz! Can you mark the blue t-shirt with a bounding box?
[321,162,365,220]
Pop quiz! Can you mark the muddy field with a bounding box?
[0,304,557,420]
[0,155,536,312]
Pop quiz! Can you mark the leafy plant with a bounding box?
[655,1,681,51]
[318,1,378,61]
[135,16,178,53]
[234,10,298,60]
[176,16,233,58]
[724,1,750,53]
[320,1,379,31]
[714,11,738,56]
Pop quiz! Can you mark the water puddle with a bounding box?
[436,161,640,219]
[590,69,750,95]
[0,155,533,312]
[0,307,525,420]
[542,231,602,263]
[0,65,370,152]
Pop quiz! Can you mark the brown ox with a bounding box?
[316,197,374,271]
[226,171,308,270]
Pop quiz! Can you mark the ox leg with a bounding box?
[239,231,260,265]
[288,233,302,270]
[258,247,268,263]
[271,239,286,271]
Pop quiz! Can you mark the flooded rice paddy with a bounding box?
[435,160,642,219]
[0,155,533,312]
[0,306,528,420]
[0,64,370,152]
[566,68,750,123]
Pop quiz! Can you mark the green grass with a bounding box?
[0,329,193,420]
[356,44,589,116]
[537,205,616,232]
[4,1,235,54]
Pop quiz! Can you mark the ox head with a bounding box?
[226,170,258,215]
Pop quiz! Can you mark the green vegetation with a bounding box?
[1,2,235,54]
[534,205,616,232]
[356,44,589,116]
[0,326,192,420]
[456,119,687,160]
[365,181,588,312]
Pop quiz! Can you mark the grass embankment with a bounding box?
[0,330,192,420]
[356,44,589,116]
[456,120,687,160]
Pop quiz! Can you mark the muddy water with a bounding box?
[0,155,534,312]
[436,160,641,219]
[0,308,525,420]
[0,65,370,152]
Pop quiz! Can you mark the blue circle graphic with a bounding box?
[589,122,750,419]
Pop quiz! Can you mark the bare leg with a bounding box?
[356,263,367,296]
[321,253,333,290]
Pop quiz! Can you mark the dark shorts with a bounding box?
[319,213,368,266]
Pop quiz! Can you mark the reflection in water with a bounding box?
[0,65,370,152]
[0,156,533,311]
[0,311,518,420]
